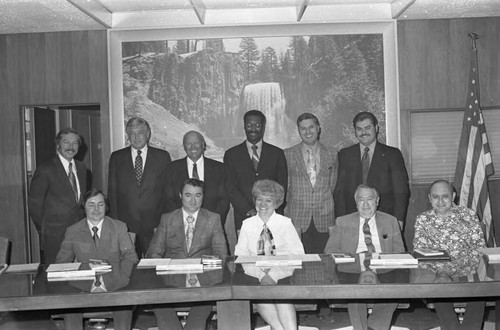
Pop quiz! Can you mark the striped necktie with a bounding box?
[361,147,370,184]
[68,162,78,202]
[251,145,259,171]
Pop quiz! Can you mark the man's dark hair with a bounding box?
[182,178,205,192]
[55,127,81,146]
[82,188,110,215]
[244,110,266,125]
[352,111,378,128]
[296,112,320,127]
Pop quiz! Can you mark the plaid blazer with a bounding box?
[284,142,336,233]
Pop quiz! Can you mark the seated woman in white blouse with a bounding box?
[235,179,305,330]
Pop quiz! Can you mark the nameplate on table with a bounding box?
[156,258,203,272]
[137,258,172,269]
[370,253,418,269]
[236,254,320,265]
[47,269,96,281]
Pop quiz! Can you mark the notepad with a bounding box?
[47,269,96,281]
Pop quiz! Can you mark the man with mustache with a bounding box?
[334,111,410,231]
[29,128,89,264]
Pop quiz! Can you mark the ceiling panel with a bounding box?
[1,0,500,35]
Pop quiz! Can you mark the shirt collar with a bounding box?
[87,218,104,234]
[187,156,204,167]
[131,145,148,157]
[182,208,200,221]
[359,141,376,155]
[246,139,263,150]
[57,153,73,170]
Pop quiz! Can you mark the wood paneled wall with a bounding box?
[0,31,109,266]
[398,18,500,249]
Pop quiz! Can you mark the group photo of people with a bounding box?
[24,104,494,330]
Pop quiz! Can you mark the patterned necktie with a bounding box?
[135,150,143,186]
[363,218,375,270]
[361,147,370,184]
[186,273,199,287]
[257,223,276,256]
[306,149,317,186]
[251,144,259,171]
[68,162,78,202]
[185,215,195,251]
[92,226,99,248]
[192,163,199,180]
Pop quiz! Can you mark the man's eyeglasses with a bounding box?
[245,123,263,129]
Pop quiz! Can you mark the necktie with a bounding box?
[363,218,375,270]
[92,275,106,293]
[186,273,199,287]
[251,145,259,171]
[257,224,276,256]
[68,163,78,202]
[192,163,199,180]
[135,150,143,186]
[92,226,99,248]
[361,147,370,184]
[185,216,195,251]
[306,149,317,186]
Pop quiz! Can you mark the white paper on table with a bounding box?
[137,258,171,269]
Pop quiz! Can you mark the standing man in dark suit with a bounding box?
[285,113,336,253]
[146,178,227,330]
[325,184,404,330]
[224,110,287,234]
[29,127,89,264]
[108,117,171,257]
[334,111,410,229]
[166,130,229,225]
[56,189,138,330]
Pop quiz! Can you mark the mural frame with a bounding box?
[108,22,400,152]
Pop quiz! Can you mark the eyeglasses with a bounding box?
[245,123,263,129]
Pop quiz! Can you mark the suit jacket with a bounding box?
[28,156,88,264]
[284,142,336,232]
[165,157,229,224]
[333,142,410,224]
[324,211,405,254]
[146,208,227,259]
[223,141,287,230]
[108,146,171,254]
[56,216,138,264]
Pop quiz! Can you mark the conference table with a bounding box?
[1,255,500,330]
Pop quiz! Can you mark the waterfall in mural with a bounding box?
[242,82,291,148]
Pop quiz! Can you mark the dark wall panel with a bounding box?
[0,31,109,270]
[398,18,500,248]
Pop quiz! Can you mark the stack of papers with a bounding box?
[331,253,355,264]
[156,258,203,272]
[370,254,418,269]
[202,255,223,269]
[89,259,112,272]
[478,247,500,263]
[46,263,95,281]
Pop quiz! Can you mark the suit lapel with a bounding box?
[78,219,98,255]
[294,144,309,182]
[368,143,384,180]
[54,157,77,199]
[351,213,361,252]
[141,147,155,184]
[238,142,255,172]
[172,210,188,255]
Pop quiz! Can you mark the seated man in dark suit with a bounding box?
[146,178,227,330]
[325,184,404,330]
[56,189,138,330]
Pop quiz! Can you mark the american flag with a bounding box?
[454,37,496,247]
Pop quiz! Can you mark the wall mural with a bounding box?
[122,34,385,161]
